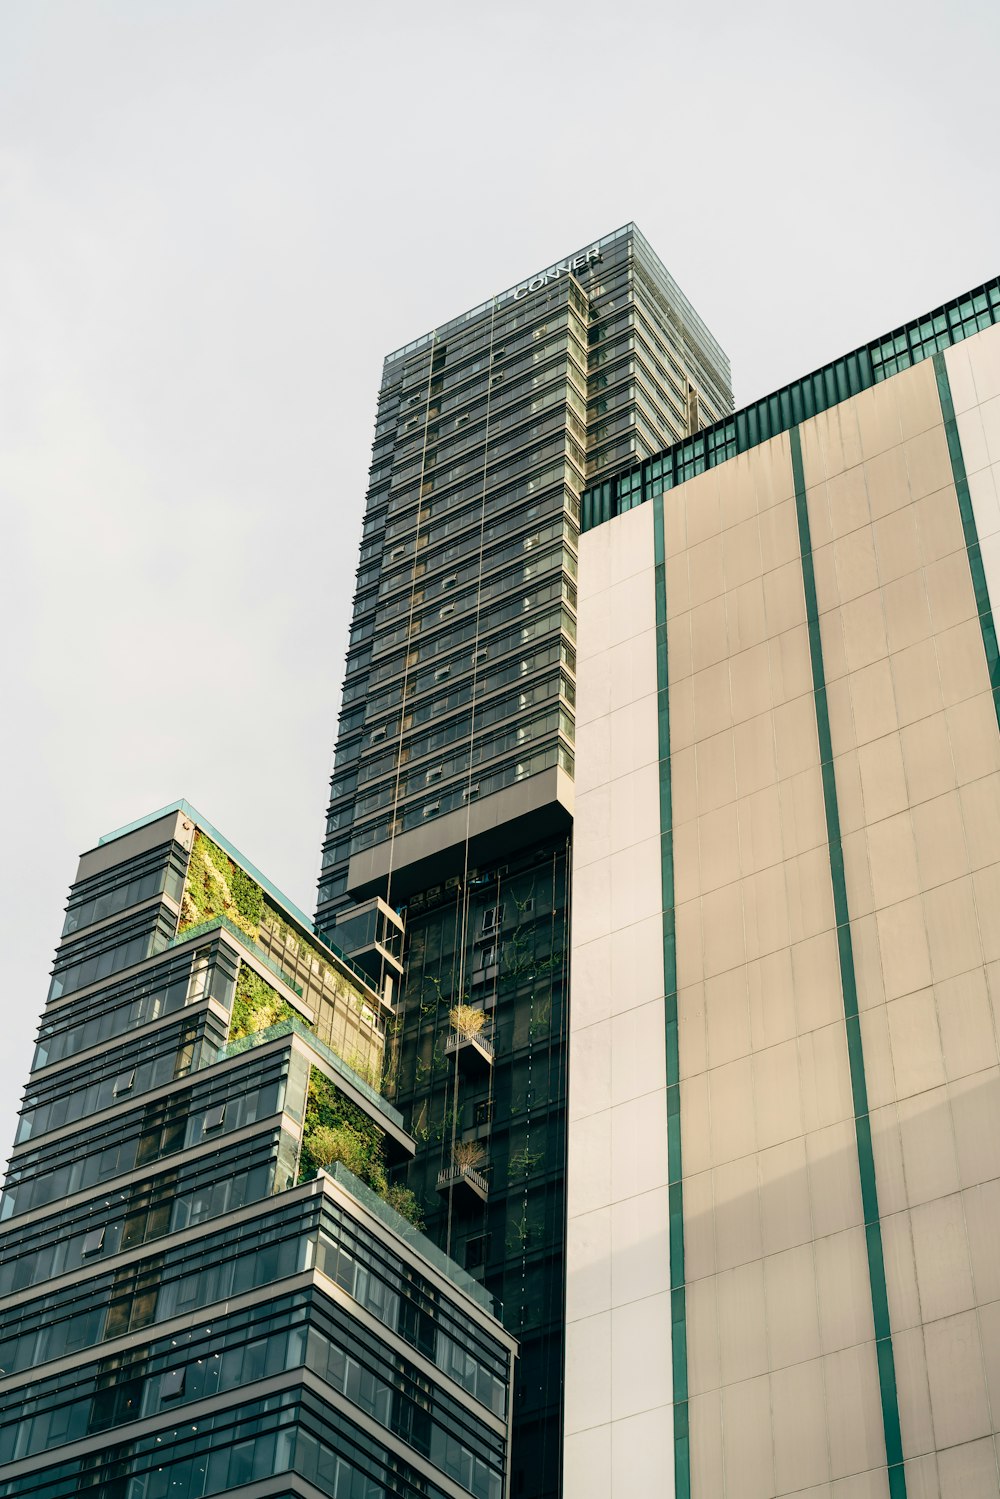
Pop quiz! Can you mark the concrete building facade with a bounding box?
[567,288,1000,1498]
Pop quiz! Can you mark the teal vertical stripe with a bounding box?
[789,427,907,1498]
[932,352,1000,727]
[652,495,688,1497]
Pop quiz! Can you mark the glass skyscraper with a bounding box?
[317,225,733,1499]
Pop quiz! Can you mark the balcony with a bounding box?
[436,1162,489,1204]
[445,1026,494,1075]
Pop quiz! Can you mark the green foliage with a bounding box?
[229,964,301,1043]
[179,831,264,940]
[299,1067,424,1228]
[384,1182,424,1230]
[508,1146,544,1182]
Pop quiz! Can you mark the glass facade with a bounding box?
[0,807,516,1498]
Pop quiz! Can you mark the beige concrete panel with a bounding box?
[572,784,611,871]
[609,910,664,1015]
[610,1185,670,1307]
[866,442,913,521]
[609,1088,668,1202]
[915,485,966,566]
[567,1109,613,1218]
[764,557,808,638]
[699,802,741,893]
[717,1258,768,1385]
[728,574,769,655]
[924,876,983,983]
[563,1311,612,1434]
[880,1207,922,1331]
[719,450,758,530]
[671,741,698,822]
[807,1119,865,1238]
[853,912,888,1012]
[713,1153,762,1273]
[700,882,746,979]
[876,895,933,1001]
[708,1053,756,1168]
[605,566,656,652]
[677,981,707,1079]
[949,1067,1000,1188]
[963,1178,1000,1304]
[858,1004,895,1110]
[568,1017,612,1123]
[892,639,944,729]
[721,1373,775,1499]
[731,640,772,724]
[688,533,725,609]
[610,1293,672,1420]
[759,1134,813,1255]
[609,1406,674,1499]
[912,790,969,890]
[858,734,909,823]
[937,1437,1000,1499]
[886,988,946,1097]
[857,382,903,462]
[684,470,722,549]
[764,1242,822,1370]
[695,726,738,813]
[690,594,728,675]
[924,1309,992,1448]
[771,1356,830,1494]
[925,549,978,634]
[684,1165,716,1282]
[749,947,798,1051]
[910,1192,976,1322]
[815,1225,877,1353]
[896,1085,961,1207]
[792,929,844,1034]
[723,513,764,592]
[976,1297,1000,1430]
[873,501,922,587]
[704,965,751,1068]
[904,427,955,503]
[799,1019,854,1132]
[900,712,956,804]
[759,495,801,574]
[686,1271,722,1395]
[689,1389,725,1499]
[841,591,890,674]
[609,630,659,711]
[895,358,945,443]
[571,931,612,1031]
[868,813,921,909]
[753,1038,804,1150]
[903,1453,941,1499]
[936,618,992,708]
[824,1341,886,1481]
[835,526,880,604]
[828,463,873,539]
[680,1067,711,1177]
[665,547,691,617]
[563,1428,612,1499]
[947,694,1000,785]
[892,1324,937,1459]
[574,714,611,798]
[770,623,814,707]
[608,693,659,778]
[565,1204,612,1321]
[608,761,660,857]
[884,570,934,656]
[607,497,655,587]
[692,658,733,741]
[610,998,665,1107]
[869,1103,911,1217]
[576,643,612,727]
[734,712,779,799]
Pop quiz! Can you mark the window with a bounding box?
[474,1100,494,1127]
[113,1070,135,1097]
[465,1233,491,1269]
[81,1226,105,1257]
[203,1103,226,1132]
[483,907,502,933]
[161,1367,186,1399]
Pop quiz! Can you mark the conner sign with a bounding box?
[512,246,602,301]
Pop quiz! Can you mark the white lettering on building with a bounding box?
[512,247,602,301]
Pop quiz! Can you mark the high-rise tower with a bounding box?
[317,225,733,1499]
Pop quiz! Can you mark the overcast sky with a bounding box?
[2,0,998,1161]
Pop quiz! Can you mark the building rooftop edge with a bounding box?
[581,270,1000,532]
[381,221,730,378]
